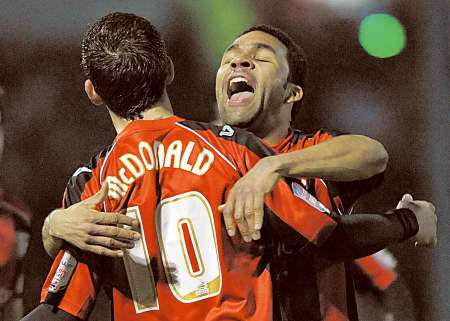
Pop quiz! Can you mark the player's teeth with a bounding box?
[230,77,247,84]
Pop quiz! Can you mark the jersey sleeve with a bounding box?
[40,152,108,320]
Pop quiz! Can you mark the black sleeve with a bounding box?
[326,173,385,211]
[21,304,81,321]
[318,208,418,261]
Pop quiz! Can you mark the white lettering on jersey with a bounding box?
[106,140,215,200]
[139,141,156,170]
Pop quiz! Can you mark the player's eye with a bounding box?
[255,57,271,63]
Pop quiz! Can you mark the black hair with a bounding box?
[81,12,170,119]
[240,24,307,121]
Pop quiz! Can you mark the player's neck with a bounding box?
[260,123,289,145]
[140,90,174,121]
[257,108,291,145]
[110,91,174,134]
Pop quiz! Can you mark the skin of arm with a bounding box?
[263,134,388,182]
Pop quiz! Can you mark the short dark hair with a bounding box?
[240,24,307,121]
[81,12,170,120]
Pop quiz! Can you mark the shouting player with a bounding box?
[30,13,437,321]
[214,25,408,321]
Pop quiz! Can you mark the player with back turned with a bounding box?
[28,13,437,321]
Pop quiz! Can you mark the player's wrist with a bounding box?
[264,155,284,176]
[389,208,419,241]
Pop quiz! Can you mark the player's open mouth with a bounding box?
[226,76,255,107]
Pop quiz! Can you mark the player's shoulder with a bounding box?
[71,144,113,176]
[291,128,347,145]
[175,120,244,136]
[175,120,260,144]
[175,120,275,157]
[66,143,114,192]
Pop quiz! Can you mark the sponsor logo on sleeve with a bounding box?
[291,182,331,214]
[48,252,77,293]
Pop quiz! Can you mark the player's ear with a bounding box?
[84,79,104,106]
[165,57,175,85]
[285,83,303,104]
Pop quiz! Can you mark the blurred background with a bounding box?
[0,0,448,320]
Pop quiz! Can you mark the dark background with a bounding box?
[0,1,448,320]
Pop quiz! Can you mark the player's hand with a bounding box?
[220,156,281,242]
[396,194,437,247]
[48,183,141,257]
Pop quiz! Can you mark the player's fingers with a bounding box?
[416,238,437,249]
[413,200,436,213]
[234,197,251,242]
[83,244,123,258]
[252,193,264,240]
[93,212,139,227]
[86,236,135,250]
[402,193,413,202]
[83,182,109,208]
[243,195,255,237]
[219,204,236,237]
[396,194,412,209]
[396,193,415,209]
[92,225,140,241]
[395,199,403,210]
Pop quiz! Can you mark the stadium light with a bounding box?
[358,13,406,58]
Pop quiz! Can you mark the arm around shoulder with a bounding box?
[271,134,388,181]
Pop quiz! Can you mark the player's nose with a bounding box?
[230,56,255,70]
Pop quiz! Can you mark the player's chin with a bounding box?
[222,109,258,127]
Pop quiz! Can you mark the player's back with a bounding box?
[111,120,275,321]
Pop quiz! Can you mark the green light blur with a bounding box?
[358,13,406,58]
[185,0,255,65]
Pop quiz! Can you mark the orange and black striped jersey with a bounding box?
[269,128,386,321]
[41,118,337,321]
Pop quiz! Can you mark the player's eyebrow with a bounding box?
[225,42,277,55]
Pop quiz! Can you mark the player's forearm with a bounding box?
[318,208,418,260]
[269,135,388,181]
[42,210,64,258]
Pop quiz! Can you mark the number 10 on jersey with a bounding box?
[124,192,222,313]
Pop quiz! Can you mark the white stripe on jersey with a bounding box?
[72,166,92,177]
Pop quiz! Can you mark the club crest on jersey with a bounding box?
[219,125,235,137]
[291,182,330,214]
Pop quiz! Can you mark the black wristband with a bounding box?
[389,208,419,241]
